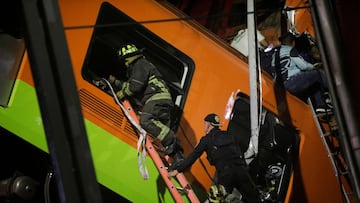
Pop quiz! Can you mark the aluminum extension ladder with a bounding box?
[308,99,353,203]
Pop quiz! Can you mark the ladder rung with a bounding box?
[329,152,337,156]
[118,99,200,203]
[340,171,349,175]
[308,98,352,202]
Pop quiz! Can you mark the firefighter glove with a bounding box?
[313,62,322,69]
[116,90,125,100]
[93,79,107,89]
[108,75,116,83]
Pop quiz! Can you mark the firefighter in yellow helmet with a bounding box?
[110,43,184,165]
[208,184,228,203]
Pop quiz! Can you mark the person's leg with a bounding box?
[140,102,164,136]
[234,166,261,203]
[140,100,183,164]
[217,169,234,196]
[285,70,329,108]
[140,100,174,143]
[302,70,333,113]
[285,72,314,94]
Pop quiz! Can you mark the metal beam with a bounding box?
[20,0,103,202]
[246,0,260,160]
[310,0,360,201]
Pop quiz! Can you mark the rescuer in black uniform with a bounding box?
[168,113,265,203]
[109,43,184,165]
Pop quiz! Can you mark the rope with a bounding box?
[101,78,149,180]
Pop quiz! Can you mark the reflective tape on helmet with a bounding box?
[119,44,138,57]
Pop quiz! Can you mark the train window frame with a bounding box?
[81,2,195,130]
[0,33,25,107]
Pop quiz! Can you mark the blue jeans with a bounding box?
[284,69,328,108]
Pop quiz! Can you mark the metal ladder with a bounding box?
[308,99,353,203]
[104,79,200,203]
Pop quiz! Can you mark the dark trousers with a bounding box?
[284,69,328,108]
[217,164,261,203]
[139,99,175,146]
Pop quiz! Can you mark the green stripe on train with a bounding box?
[0,80,188,202]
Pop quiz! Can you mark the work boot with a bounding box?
[168,151,184,171]
[163,138,184,170]
[163,137,183,156]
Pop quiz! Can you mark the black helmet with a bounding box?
[204,113,221,127]
[278,31,295,43]
[117,43,143,59]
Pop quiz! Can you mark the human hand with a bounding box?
[167,170,178,177]
[313,62,322,69]
[92,79,107,89]
[108,75,116,83]
[116,90,125,100]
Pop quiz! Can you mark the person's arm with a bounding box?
[116,60,149,99]
[108,75,123,88]
[168,136,208,176]
[290,48,314,71]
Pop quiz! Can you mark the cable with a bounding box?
[44,171,53,203]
